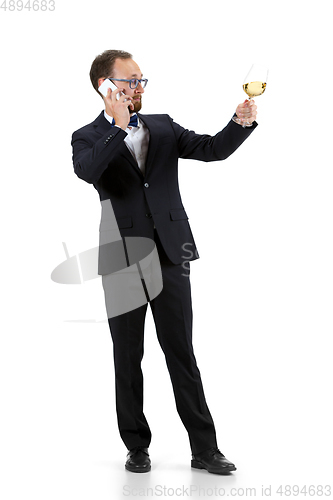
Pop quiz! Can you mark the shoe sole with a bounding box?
[125,464,151,473]
[191,459,236,474]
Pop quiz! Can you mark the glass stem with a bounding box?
[242,97,252,128]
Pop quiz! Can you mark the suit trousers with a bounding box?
[104,229,217,455]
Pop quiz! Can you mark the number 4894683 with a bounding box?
[0,0,55,10]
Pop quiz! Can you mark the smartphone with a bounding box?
[98,79,126,100]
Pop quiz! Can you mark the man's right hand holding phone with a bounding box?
[104,87,134,131]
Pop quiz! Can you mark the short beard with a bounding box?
[131,97,142,114]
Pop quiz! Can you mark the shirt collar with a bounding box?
[104,110,139,129]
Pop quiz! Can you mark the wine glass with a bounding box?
[233,64,268,127]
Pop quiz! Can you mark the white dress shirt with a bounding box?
[104,111,150,176]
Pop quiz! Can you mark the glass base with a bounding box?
[232,116,253,128]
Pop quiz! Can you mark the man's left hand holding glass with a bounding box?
[234,99,257,126]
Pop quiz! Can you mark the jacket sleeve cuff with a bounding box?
[231,112,257,128]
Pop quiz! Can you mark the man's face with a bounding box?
[110,58,145,113]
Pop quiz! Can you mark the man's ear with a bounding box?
[98,77,106,88]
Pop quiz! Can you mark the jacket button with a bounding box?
[144,183,149,188]
[145,213,152,218]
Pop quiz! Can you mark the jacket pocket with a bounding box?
[169,209,189,221]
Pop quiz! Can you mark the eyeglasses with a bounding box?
[108,78,148,89]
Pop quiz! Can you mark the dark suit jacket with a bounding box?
[71,112,257,273]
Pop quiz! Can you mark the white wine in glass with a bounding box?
[233,64,268,127]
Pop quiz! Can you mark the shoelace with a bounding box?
[194,447,224,459]
[131,446,149,455]
[205,447,225,457]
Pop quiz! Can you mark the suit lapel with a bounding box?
[93,112,165,178]
[137,114,160,178]
[94,111,112,136]
[94,111,142,176]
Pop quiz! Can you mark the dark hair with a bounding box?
[90,49,133,98]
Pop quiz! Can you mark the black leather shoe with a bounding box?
[125,446,151,473]
[191,447,236,474]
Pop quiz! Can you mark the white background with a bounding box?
[1,0,332,498]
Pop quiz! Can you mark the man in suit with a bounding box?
[71,50,258,474]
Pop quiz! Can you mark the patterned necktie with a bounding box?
[111,114,138,128]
